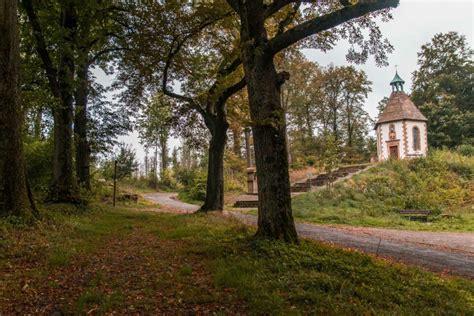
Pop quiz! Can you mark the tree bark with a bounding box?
[239,1,298,242]
[159,134,168,178]
[74,62,91,190]
[50,2,77,202]
[230,125,242,157]
[199,116,228,212]
[0,0,36,217]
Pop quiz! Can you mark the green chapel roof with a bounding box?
[390,72,405,85]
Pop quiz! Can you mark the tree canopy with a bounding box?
[411,31,473,148]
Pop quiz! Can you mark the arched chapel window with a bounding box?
[389,124,396,140]
[413,126,421,150]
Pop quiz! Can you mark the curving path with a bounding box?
[143,192,474,279]
[144,192,200,213]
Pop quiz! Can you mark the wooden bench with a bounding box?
[399,209,431,221]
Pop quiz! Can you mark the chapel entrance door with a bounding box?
[389,146,399,159]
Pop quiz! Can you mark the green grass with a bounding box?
[292,193,474,231]
[1,204,473,314]
[291,150,474,231]
[177,190,204,205]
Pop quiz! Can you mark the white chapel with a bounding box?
[375,72,428,161]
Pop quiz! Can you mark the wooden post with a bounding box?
[113,160,117,207]
[307,172,312,192]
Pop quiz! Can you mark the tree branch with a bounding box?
[21,0,61,98]
[89,47,127,64]
[162,38,206,117]
[225,0,240,14]
[276,1,301,35]
[161,13,235,117]
[267,0,399,55]
[265,0,294,18]
[207,55,242,106]
[217,77,246,110]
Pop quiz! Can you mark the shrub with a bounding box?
[294,149,473,217]
[24,139,53,193]
[457,144,474,156]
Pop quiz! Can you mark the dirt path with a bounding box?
[143,193,474,279]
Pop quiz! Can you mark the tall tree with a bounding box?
[0,0,37,217]
[411,32,473,148]
[118,1,245,211]
[137,94,173,179]
[324,66,372,160]
[22,0,78,202]
[73,1,128,190]
[22,0,127,196]
[226,0,398,241]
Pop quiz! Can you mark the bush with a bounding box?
[158,169,178,190]
[457,144,474,156]
[294,149,473,218]
[305,155,318,166]
[188,174,207,202]
[176,168,207,203]
[24,139,53,193]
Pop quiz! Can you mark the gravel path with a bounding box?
[143,192,200,213]
[143,192,474,278]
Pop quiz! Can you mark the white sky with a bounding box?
[114,0,473,163]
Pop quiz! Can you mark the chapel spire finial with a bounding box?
[390,68,405,92]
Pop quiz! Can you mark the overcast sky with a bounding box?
[117,0,474,163]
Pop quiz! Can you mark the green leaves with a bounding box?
[411,32,473,148]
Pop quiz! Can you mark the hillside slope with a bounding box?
[292,150,473,231]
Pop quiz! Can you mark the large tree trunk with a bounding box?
[51,88,75,201]
[0,0,35,216]
[50,2,77,202]
[200,117,228,212]
[74,62,91,190]
[240,2,298,242]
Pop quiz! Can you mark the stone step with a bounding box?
[290,164,370,192]
[290,186,309,193]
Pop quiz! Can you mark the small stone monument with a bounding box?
[247,167,257,194]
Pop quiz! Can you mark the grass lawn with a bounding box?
[291,192,474,232]
[1,204,473,314]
